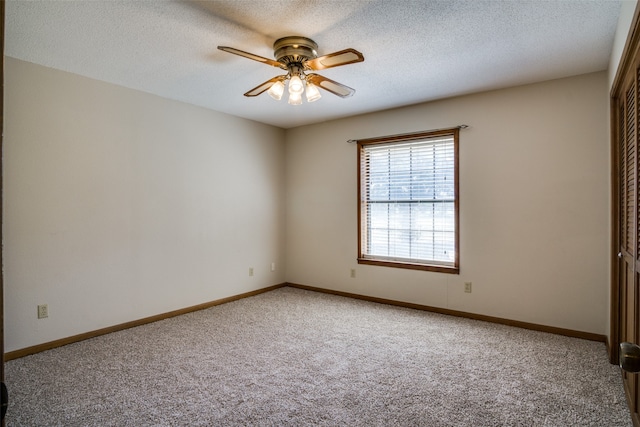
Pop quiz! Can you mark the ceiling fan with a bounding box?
[217,36,364,104]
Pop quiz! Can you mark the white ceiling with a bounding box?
[5,0,623,129]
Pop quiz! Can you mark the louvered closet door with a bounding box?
[619,62,640,424]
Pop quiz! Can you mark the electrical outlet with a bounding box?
[271,262,276,272]
[249,267,254,277]
[464,282,472,293]
[350,269,356,278]
[37,304,48,319]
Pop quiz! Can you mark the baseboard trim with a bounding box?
[5,283,286,361]
[286,282,607,343]
[6,281,606,361]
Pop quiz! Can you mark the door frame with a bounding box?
[611,2,640,366]
[1,1,6,423]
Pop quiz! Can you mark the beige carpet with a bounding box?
[5,287,632,426]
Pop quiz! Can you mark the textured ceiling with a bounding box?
[5,0,622,129]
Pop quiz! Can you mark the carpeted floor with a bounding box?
[5,287,632,426]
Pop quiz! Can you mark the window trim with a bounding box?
[357,128,460,274]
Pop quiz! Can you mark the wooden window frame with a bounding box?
[357,128,460,274]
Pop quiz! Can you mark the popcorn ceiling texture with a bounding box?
[4,0,622,129]
[5,287,631,426]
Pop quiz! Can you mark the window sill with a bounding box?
[357,258,459,274]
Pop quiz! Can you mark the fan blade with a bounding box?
[218,46,286,70]
[244,75,287,97]
[304,48,364,70]
[306,74,355,98]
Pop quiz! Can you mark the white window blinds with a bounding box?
[359,133,457,268]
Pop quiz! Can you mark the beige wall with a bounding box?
[3,58,612,352]
[285,71,609,335]
[3,58,286,352]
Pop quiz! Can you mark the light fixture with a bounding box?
[288,92,302,105]
[305,82,322,102]
[288,75,304,95]
[267,80,285,100]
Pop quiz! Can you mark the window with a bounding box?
[357,128,459,273]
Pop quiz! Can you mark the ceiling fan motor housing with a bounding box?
[273,36,318,67]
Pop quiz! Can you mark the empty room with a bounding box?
[2,0,640,425]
